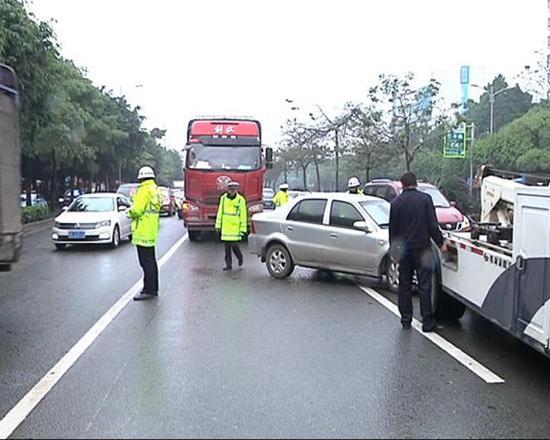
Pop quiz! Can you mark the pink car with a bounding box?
[364,179,471,232]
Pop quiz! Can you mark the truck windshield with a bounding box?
[187,144,260,171]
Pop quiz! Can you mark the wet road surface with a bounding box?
[1,217,549,438]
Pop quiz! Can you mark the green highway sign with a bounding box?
[444,124,466,158]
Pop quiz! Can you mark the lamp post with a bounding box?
[471,83,513,134]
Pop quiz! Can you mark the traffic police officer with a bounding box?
[347,177,364,194]
[128,166,163,300]
[273,183,290,207]
[215,181,248,271]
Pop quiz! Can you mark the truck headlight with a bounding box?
[96,220,111,228]
[183,202,200,212]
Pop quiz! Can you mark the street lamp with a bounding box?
[471,83,514,134]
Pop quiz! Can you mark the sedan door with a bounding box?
[324,200,379,276]
[283,198,329,266]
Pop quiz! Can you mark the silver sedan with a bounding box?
[249,193,398,289]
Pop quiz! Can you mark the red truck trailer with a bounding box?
[182,118,273,241]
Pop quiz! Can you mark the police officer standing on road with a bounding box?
[128,166,163,301]
[273,183,290,207]
[347,177,364,195]
[389,171,448,332]
[215,181,248,271]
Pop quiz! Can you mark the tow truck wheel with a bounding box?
[188,230,200,241]
[432,272,466,320]
[266,244,294,279]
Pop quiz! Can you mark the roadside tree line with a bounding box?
[0,0,183,207]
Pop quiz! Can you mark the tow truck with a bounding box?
[433,165,550,358]
[0,65,22,271]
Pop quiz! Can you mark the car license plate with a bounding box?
[68,230,86,239]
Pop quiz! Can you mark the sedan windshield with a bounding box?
[69,197,115,212]
[187,144,260,171]
[359,200,390,227]
[419,187,450,208]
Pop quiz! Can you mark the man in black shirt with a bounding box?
[389,172,448,332]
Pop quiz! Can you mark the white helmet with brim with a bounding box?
[137,166,155,180]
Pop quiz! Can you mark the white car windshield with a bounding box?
[359,200,390,227]
[69,197,115,212]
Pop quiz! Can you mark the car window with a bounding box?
[287,199,327,224]
[375,185,388,200]
[359,200,390,227]
[385,186,397,202]
[117,197,130,208]
[364,185,377,196]
[330,201,364,229]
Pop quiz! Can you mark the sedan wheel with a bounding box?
[386,258,399,293]
[111,226,120,249]
[266,244,295,279]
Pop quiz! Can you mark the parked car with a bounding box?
[364,179,471,232]
[58,188,85,208]
[172,188,185,218]
[263,187,275,209]
[51,193,132,250]
[20,193,48,209]
[116,183,140,202]
[249,193,398,289]
[159,186,176,216]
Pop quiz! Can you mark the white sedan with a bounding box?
[52,193,132,250]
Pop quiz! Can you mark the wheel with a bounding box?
[385,258,399,293]
[110,226,120,248]
[188,230,200,241]
[266,243,295,279]
[55,243,66,250]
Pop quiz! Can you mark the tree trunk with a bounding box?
[334,128,340,191]
[313,152,321,191]
[302,165,307,189]
[283,161,288,183]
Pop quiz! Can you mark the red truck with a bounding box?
[182,118,273,241]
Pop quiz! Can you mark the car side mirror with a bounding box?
[118,205,127,212]
[353,221,371,233]
[450,200,457,207]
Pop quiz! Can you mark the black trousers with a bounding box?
[398,247,436,330]
[224,242,243,268]
[137,245,159,295]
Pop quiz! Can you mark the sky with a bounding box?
[28,0,547,151]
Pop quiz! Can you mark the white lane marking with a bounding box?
[0,233,188,439]
[357,283,505,385]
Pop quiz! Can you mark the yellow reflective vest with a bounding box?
[128,179,162,247]
[347,188,364,195]
[273,190,289,207]
[215,193,247,242]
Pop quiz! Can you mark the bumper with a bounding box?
[247,234,262,257]
[51,227,113,244]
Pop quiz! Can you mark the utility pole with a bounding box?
[489,84,494,135]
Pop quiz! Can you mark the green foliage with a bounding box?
[22,205,50,224]
[0,0,182,200]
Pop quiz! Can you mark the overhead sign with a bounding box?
[460,65,470,114]
[444,124,466,158]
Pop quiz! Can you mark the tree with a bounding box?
[466,74,533,137]
[368,73,443,172]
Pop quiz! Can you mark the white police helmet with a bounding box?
[137,166,155,180]
[348,177,360,188]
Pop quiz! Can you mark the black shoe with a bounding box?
[422,324,443,333]
[238,259,243,267]
[401,321,412,329]
[133,292,157,301]
[223,266,232,271]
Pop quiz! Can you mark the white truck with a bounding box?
[433,166,550,358]
[0,64,22,271]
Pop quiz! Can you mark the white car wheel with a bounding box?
[111,226,120,249]
[386,258,399,293]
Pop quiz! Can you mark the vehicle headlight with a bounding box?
[459,216,471,232]
[96,220,111,228]
[182,202,200,212]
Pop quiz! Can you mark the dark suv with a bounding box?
[364,179,470,232]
